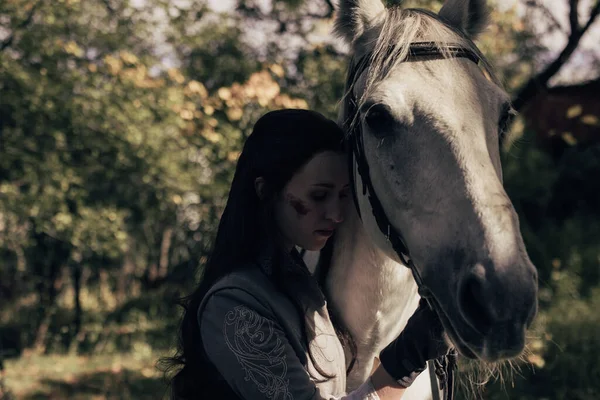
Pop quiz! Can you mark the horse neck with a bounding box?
[327,206,421,342]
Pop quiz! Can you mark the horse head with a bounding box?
[335,0,538,362]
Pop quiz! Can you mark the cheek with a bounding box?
[285,193,311,216]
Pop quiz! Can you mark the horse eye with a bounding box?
[363,103,394,136]
[498,104,516,145]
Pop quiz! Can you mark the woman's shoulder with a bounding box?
[197,262,304,331]
[198,263,277,317]
[208,262,273,296]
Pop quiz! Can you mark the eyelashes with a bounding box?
[309,190,350,203]
[310,192,328,202]
[498,103,517,145]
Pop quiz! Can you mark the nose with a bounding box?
[458,261,538,339]
[325,198,344,224]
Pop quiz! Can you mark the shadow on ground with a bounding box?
[23,368,168,400]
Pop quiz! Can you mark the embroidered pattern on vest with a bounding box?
[224,305,293,400]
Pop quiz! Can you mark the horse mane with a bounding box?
[340,7,503,134]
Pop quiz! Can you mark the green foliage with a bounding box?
[289,44,347,119]
[472,276,600,400]
[0,0,599,398]
[460,129,600,399]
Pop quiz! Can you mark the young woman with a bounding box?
[164,109,449,399]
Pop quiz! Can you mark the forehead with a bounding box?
[361,58,506,103]
[288,151,348,187]
[354,61,509,139]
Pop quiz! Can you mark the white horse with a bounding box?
[309,0,539,398]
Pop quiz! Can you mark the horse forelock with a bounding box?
[340,7,502,135]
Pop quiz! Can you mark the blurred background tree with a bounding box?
[0,0,598,399]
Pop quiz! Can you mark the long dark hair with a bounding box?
[161,109,356,399]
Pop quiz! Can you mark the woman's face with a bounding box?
[274,151,350,251]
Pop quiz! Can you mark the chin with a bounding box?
[301,240,328,252]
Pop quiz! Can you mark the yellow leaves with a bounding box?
[136,77,165,89]
[201,129,221,143]
[227,151,241,162]
[0,183,18,195]
[581,114,599,126]
[88,64,97,73]
[53,212,73,231]
[104,55,123,75]
[218,87,232,101]
[185,80,208,99]
[246,71,280,106]
[561,132,577,146]
[167,68,185,84]
[22,1,37,11]
[120,65,148,85]
[173,101,197,121]
[64,40,84,57]
[180,109,194,121]
[269,64,285,78]
[170,67,307,137]
[526,353,546,368]
[226,107,243,121]
[103,52,162,88]
[511,20,524,33]
[566,105,583,119]
[273,94,308,110]
[119,51,139,65]
[552,258,562,269]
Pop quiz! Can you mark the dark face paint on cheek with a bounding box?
[286,193,310,216]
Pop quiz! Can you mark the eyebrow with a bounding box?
[312,183,351,189]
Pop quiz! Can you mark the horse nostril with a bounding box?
[459,274,493,335]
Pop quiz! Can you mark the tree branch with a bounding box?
[512,0,600,112]
[100,0,116,16]
[0,1,40,52]
[525,0,565,33]
[583,0,600,31]
[569,0,580,34]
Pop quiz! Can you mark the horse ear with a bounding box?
[334,0,386,44]
[438,0,490,38]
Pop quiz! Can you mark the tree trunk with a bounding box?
[117,251,135,304]
[72,263,82,338]
[158,227,173,280]
[30,232,70,354]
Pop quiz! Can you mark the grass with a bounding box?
[0,282,185,399]
[3,350,169,400]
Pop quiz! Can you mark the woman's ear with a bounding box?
[254,177,266,199]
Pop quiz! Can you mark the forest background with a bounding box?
[1,0,599,398]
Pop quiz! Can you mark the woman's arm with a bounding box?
[199,288,409,400]
[370,366,407,399]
